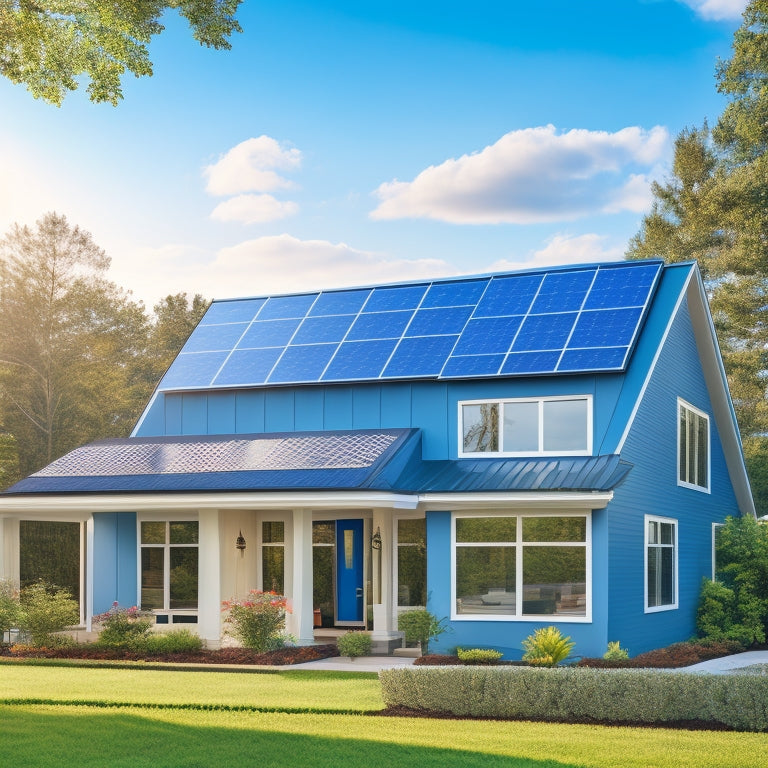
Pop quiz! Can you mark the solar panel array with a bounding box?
[158,260,663,391]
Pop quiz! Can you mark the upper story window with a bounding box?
[678,399,709,492]
[459,396,592,457]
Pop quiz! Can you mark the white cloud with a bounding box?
[117,235,457,303]
[210,194,299,224]
[203,136,302,196]
[370,125,670,225]
[487,234,625,274]
[210,235,456,295]
[678,0,746,21]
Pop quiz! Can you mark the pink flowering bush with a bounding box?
[94,602,153,648]
[222,591,292,652]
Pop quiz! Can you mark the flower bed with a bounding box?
[1,643,339,666]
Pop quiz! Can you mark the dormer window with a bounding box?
[459,396,592,457]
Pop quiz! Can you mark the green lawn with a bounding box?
[1,662,765,768]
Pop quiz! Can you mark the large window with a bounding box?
[261,521,285,594]
[460,397,591,456]
[645,515,677,611]
[140,521,198,611]
[20,521,82,603]
[453,514,589,620]
[396,518,426,608]
[678,399,709,491]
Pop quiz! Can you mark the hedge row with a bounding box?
[378,666,768,732]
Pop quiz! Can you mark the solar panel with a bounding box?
[158,260,664,391]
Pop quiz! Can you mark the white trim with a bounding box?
[458,395,593,458]
[450,510,592,623]
[644,514,678,613]
[85,516,94,631]
[0,491,420,514]
[677,398,711,494]
[711,522,724,581]
[0,490,611,515]
[419,491,612,511]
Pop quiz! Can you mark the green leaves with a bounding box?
[0,1,242,105]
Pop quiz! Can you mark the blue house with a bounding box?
[0,259,755,658]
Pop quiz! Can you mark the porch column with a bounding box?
[197,508,222,648]
[0,517,19,584]
[85,516,94,631]
[287,508,314,644]
[371,509,401,650]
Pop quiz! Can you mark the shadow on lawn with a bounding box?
[0,707,581,768]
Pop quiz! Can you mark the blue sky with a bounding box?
[0,0,749,306]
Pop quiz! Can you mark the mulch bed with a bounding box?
[0,643,339,666]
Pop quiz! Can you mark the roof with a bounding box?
[2,430,631,496]
[156,259,663,392]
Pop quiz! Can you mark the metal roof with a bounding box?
[387,454,632,493]
[3,430,631,496]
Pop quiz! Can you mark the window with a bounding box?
[678,399,709,491]
[20,521,82,604]
[396,518,426,608]
[261,521,285,594]
[140,521,198,611]
[645,515,677,611]
[453,514,589,621]
[460,397,591,456]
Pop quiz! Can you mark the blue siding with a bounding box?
[295,389,324,430]
[235,391,265,432]
[425,509,610,660]
[606,295,738,654]
[92,512,137,614]
[207,391,236,433]
[134,375,631,463]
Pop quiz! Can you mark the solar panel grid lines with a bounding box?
[157,260,663,391]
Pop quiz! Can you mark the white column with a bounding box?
[371,509,401,649]
[0,517,20,584]
[197,509,222,648]
[85,516,94,631]
[287,508,314,644]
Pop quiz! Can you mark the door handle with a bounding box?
[356,587,363,598]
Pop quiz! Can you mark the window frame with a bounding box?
[393,514,427,613]
[644,514,678,613]
[450,511,592,623]
[137,515,199,617]
[259,519,286,594]
[458,395,593,458]
[677,398,710,493]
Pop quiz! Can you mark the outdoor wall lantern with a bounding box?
[371,526,382,550]
[236,530,246,553]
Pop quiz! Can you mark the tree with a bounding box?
[628,2,768,508]
[148,292,209,378]
[0,212,149,475]
[0,1,242,106]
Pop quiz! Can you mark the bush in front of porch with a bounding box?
[222,590,292,653]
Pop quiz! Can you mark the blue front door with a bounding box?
[335,519,364,624]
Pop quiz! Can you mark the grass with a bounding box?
[0,662,382,711]
[1,661,766,768]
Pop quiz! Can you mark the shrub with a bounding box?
[456,648,503,665]
[94,603,153,648]
[0,579,20,643]
[699,515,768,645]
[17,581,79,647]
[336,631,372,659]
[378,666,768,731]
[603,641,629,661]
[578,638,744,668]
[521,625,575,667]
[222,590,291,652]
[398,609,448,654]
[141,629,203,654]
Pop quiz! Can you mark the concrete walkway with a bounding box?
[673,649,768,674]
[287,650,768,673]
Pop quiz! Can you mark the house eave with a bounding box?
[0,489,614,516]
[418,491,614,511]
